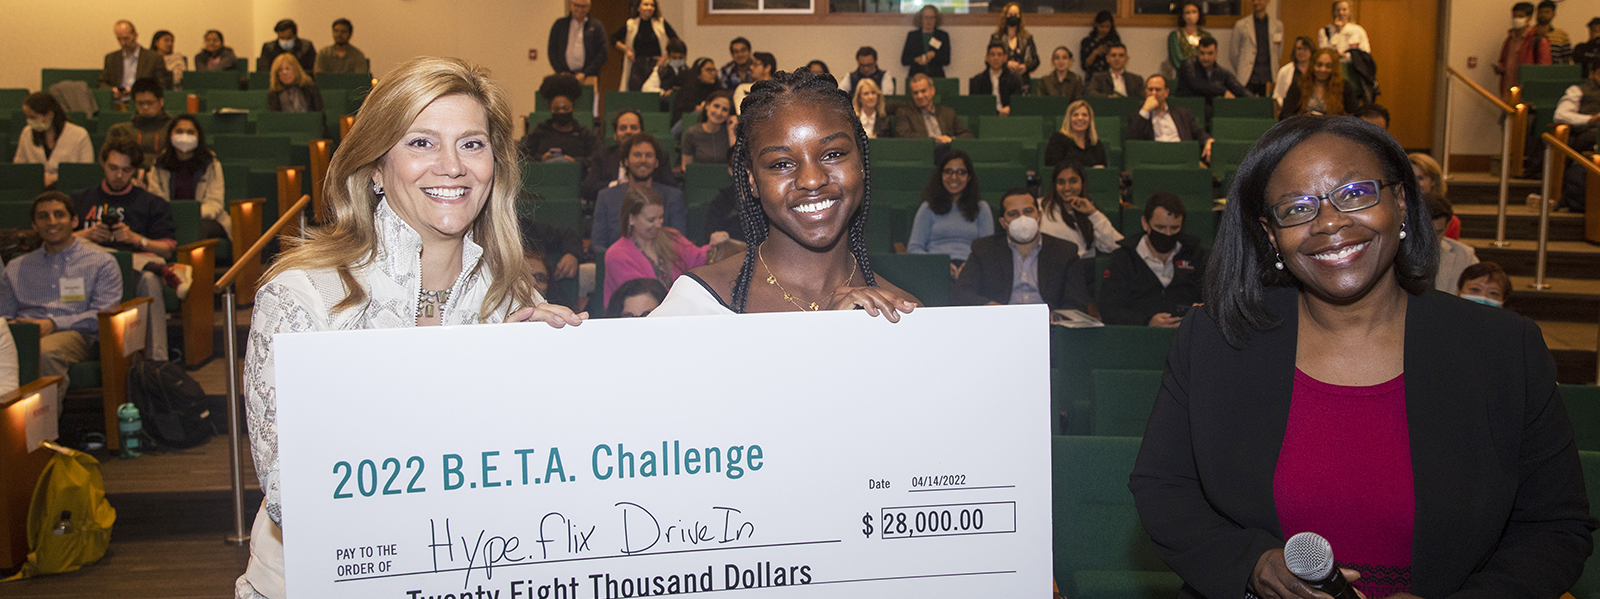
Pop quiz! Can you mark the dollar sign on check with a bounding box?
[862,512,874,537]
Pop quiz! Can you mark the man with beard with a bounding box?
[591,133,686,256]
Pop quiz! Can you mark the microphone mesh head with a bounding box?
[1283,532,1334,579]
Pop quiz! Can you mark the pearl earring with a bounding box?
[1274,252,1284,270]
[1398,222,1407,239]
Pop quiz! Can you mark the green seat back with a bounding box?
[952,138,1023,165]
[1167,96,1206,121]
[1085,167,1123,217]
[869,138,935,165]
[67,361,101,390]
[1210,118,1275,143]
[1561,385,1600,453]
[869,252,950,307]
[170,200,203,245]
[257,111,323,137]
[313,72,373,93]
[524,111,552,136]
[1130,167,1215,245]
[1572,450,1600,599]
[1523,80,1578,134]
[684,162,731,191]
[522,161,583,198]
[1010,95,1073,118]
[602,111,671,144]
[40,69,101,91]
[979,115,1043,141]
[223,164,250,200]
[248,71,271,90]
[972,163,1030,211]
[605,90,665,113]
[192,112,254,137]
[523,197,583,231]
[55,163,103,195]
[1212,97,1274,120]
[1519,64,1581,83]
[92,89,115,115]
[183,70,243,91]
[0,89,29,114]
[0,163,44,192]
[212,134,293,170]
[943,95,997,121]
[96,111,134,135]
[112,251,135,302]
[1086,96,1139,120]
[320,89,348,118]
[1091,369,1164,436]
[1053,435,1182,599]
[0,200,33,228]
[535,84,594,112]
[206,90,271,112]
[931,78,959,99]
[1125,140,1200,170]
[872,164,933,194]
[8,321,40,385]
[1051,325,1178,435]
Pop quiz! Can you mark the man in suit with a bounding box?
[1099,192,1207,327]
[1086,44,1144,100]
[98,20,170,99]
[969,42,1024,116]
[953,190,1090,311]
[591,133,686,257]
[257,19,317,74]
[1230,0,1283,98]
[896,73,974,144]
[1177,38,1251,104]
[547,0,608,86]
[1128,75,1214,161]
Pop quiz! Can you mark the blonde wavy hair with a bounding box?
[268,53,314,91]
[1408,152,1446,197]
[1059,99,1099,146]
[264,56,534,320]
[851,77,886,118]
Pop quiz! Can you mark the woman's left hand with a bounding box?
[509,303,587,327]
[1069,196,1098,215]
[830,286,918,323]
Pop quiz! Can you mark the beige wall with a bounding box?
[0,0,252,93]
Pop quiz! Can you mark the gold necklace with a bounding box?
[758,243,856,311]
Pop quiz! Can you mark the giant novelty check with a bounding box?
[275,305,1052,598]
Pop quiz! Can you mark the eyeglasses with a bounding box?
[942,168,969,177]
[1269,180,1396,227]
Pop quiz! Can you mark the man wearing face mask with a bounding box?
[1099,192,1206,328]
[104,78,171,169]
[519,74,600,164]
[1495,2,1550,96]
[258,19,317,74]
[952,189,1090,311]
[642,38,689,109]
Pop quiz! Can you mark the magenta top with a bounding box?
[1274,369,1414,598]
[602,233,708,306]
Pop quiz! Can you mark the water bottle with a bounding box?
[52,511,72,535]
[117,402,143,458]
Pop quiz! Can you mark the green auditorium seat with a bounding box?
[1130,167,1216,245]
[93,89,115,114]
[1212,97,1274,120]
[0,164,44,192]
[869,138,935,165]
[1053,435,1183,599]
[1124,140,1200,170]
[526,197,584,232]
[944,95,998,123]
[525,111,553,135]
[605,91,664,113]
[1010,95,1073,119]
[211,134,293,171]
[1210,140,1254,195]
[96,111,133,135]
[603,111,671,144]
[872,164,933,194]
[314,72,373,94]
[869,252,950,307]
[0,200,33,228]
[1561,385,1600,453]
[979,115,1042,165]
[206,90,271,112]
[1051,325,1178,435]
[522,161,583,199]
[1084,167,1123,220]
[953,138,1025,165]
[1519,64,1581,83]
[248,71,271,91]
[1094,116,1127,170]
[183,70,243,91]
[55,163,103,195]
[256,111,325,146]
[1523,80,1577,140]
[1090,369,1163,436]
[1167,96,1206,122]
[684,163,732,192]
[931,78,959,99]
[9,321,40,385]
[1210,118,1275,143]
[0,89,28,114]
[40,69,101,91]
[1086,96,1140,120]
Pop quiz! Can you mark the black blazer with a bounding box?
[257,40,316,74]
[1097,234,1206,326]
[901,29,952,79]
[1087,71,1146,100]
[1176,59,1251,101]
[1129,287,1596,599]
[968,70,1024,108]
[547,15,609,77]
[952,233,1088,311]
[1127,105,1212,144]
[1279,82,1364,120]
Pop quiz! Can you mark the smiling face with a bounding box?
[706,96,732,125]
[1263,134,1406,303]
[32,199,77,250]
[374,94,496,244]
[155,34,174,54]
[638,0,657,20]
[629,203,665,243]
[625,140,658,181]
[857,85,879,110]
[204,32,222,52]
[731,42,752,65]
[748,101,863,250]
[615,113,642,139]
[1068,105,1091,134]
[1182,4,1200,26]
[1051,48,1073,73]
[1055,167,1083,198]
[910,78,935,110]
[1312,52,1335,83]
[940,157,970,196]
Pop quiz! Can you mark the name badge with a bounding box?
[928,38,943,50]
[60,277,86,303]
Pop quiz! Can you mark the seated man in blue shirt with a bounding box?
[1099,192,1208,328]
[591,133,686,256]
[0,192,123,394]
[952,189,1091,311]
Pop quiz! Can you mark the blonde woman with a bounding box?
[267,53,322,113]
[1319,0,1371,62]
[1410,152,1459,239]
[852,77,891,139]
[236,56,583,599]
[1044,100,1105,168]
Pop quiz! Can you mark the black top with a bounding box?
[547,16,609,77]
[267,83,324,114]
[71,184,176,252]
[1080,32,1121,74]
[704,186,745,244]
[609,20,679,60]
[1129,286,1596,599]
[1176,58,1251,101]
[1128,105,1212,144]
[968,69,1025,108]
[901,29,952,79]
[1043,132,1107,169]
[581,143,678,203]
[951,232,1088,311]
[1096,234,1207,326]
[1577,39,1600,77]
[194,47,239,71]
[1279,81,1363,120]
[1249,16,1273,85]
[257,39,316,73]
[519,120,601,164]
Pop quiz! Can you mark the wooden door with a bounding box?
[592,0,630,110]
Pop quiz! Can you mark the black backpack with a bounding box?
[126,359,217,449]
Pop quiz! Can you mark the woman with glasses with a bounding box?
[907,150,993,278]
[1128,115,1594,599]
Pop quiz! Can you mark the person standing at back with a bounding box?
[1496,2,1551,96]
[902,5,952,79]
[315,19,367,74]
[547,0,608,87]
[611,0,678,92]
[1318,0,1371,63]
[1230,0,1282,98]
[1535,1,1573,65]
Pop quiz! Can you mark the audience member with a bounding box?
[1177,37,1250,108]
[902,5,952,79]
[1038,47,1085,100]
[1555,61,1600,212]
[99,20,170,99]
[1275,37,1314,109]
[606,278,667,318]
[267,54,324,114]
[1281,49,1360,119]
[13,92,94,188]
[258,19,316,74]
[0,193,121,394]
[952,189,1088,311]
[0,322,14,397]
[1100,192,1206,328]
[520,74,600,164]
[1318,0,1371,62]
[682,90,735,170]
[852,78,892,139]
[147,115,229,241]
[1457,262,1511,308]
[1086,44,1144,99]
[733,52,775,113]
[1166,1,1213,78]
[908,150,993,275]
[612,0,678,91]
[1230,0,1282,98]
[720,37,754,90]
[548,0,608,86]
[1496,2,1550,96]
[1080,11,1121,75]
[672,57,721,127]
[316,18,367,74]
[1577,19,1600,76]
[641,38,689,107]
[592,134,686,256]
[151,30,185,89]
[840,46,898,96]
[1044,101,1106,168]
[195,30,238,72]
[806,60,831,75]
[105,78,171,168]
[519,215,584,309]
[1428,194,1477,294]
[1535,1,1572,65]
[72,138,175,360]
[1354,103,1390,130]
[896,74,973,143]
[1409,152,1460,238]
[703,151,744,244]
[1129,75,1213,161]
[522,246,551,302]
[603,185,712,305]
[991,3,1039,93]
[1038,161,1121,260]
[581,110,674,203]
[971,41,1024,116]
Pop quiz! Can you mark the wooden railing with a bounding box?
[1441,66,1528,247]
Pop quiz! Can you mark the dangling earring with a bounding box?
[1398,222,1407,239]
[372,180,385,196]
[1274,252,1285,270]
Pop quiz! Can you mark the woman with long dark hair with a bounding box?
[990,2,1039,92]
[1038,160,1119,259]
[1080,11,1121,75]
[1281,48,1361,119]
[652,70,917,318]
[671,57,721,127]
[1129,115,1594,599]
[1166,1,1212,77]
[147,114,229,240]
[12,92,94,187]
[907,150,993,276]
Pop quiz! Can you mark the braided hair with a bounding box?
[728,69,877,313]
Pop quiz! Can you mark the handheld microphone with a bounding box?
[1283,532,1362,599]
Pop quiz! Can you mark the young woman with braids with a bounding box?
[651,69,918,320]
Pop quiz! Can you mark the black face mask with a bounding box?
[1147,230,1179,254]
[1006,16,1021,27]
[550,112,575,126]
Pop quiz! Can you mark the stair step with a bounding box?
[1464,238,1600,279]
[1454,204,1586,242]
[1445,173,1542,205]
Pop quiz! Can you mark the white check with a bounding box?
[274,305,1052,598]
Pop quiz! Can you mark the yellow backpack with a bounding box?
[2,447,116,580]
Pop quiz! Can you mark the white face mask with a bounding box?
[1007,216,1039,243]
[1460,294,1503,308]
[26,118,51,132]
[279,39,296,50]
[170,133,199,152]
[1511,17,1529,29]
